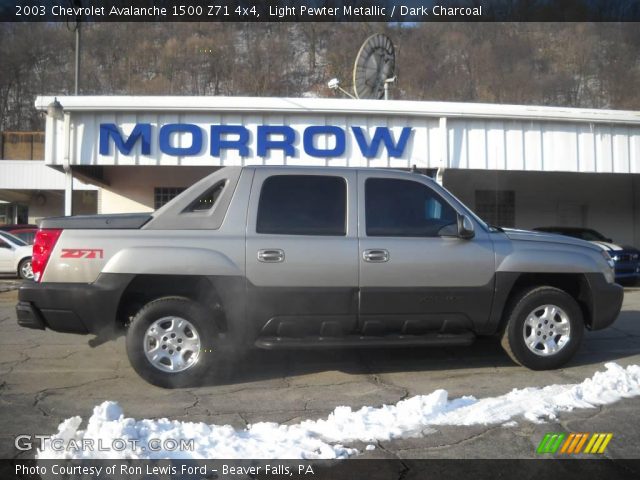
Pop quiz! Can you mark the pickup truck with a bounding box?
[16,166,624,387]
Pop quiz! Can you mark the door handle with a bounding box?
[257,249,285,263]
[363,249,389,263]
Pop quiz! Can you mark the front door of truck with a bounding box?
[357,170,496,335]
[245,169,359,341]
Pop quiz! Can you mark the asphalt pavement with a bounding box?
[1,281,639,460]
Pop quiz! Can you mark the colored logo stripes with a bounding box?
[537,433,613,455]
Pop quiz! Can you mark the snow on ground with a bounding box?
[38,362,640,460]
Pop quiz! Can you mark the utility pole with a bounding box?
[65,0,84,215]
[74,23,80,94]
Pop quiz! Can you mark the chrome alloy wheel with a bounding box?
[143,316,202,373]
[20,260,33,280]
[523,304,571,356]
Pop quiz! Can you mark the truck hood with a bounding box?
[589,241,639,254]
[501,228,601,252]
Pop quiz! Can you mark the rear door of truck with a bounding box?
[245,168,359,340]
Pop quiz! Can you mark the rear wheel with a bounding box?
[126,296,221,388]
[500,286,584,370]
[18,258,33,280]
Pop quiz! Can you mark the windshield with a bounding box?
[576,230,609,241]
[428,180,491,233]
[0,231,28,247]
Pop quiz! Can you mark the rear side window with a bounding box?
[257,175,346,236]
[365,178,457,237]
[183,180,226,213]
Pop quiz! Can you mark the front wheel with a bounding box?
[18,258,33,280]
[126,296,221,388]
[500,286,584,370]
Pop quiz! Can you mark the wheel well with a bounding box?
[503,273,593,329]
[116,275,227,332]
[17,256,31,270]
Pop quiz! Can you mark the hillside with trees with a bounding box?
[1,22,638,131]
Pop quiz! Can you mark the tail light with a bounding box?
[32,229,62,282]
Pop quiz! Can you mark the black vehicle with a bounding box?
[534,227,640,284]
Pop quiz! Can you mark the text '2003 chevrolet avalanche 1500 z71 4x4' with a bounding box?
[16,167,623,387]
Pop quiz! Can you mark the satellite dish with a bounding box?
[353,34,396,100]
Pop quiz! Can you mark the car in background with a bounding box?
[0,224,38,244]
[0,231,33,279]
[534,227,640,284]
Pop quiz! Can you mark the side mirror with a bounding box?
[457,214,475,240]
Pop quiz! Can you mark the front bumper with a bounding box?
[614,262,640,282]
[585,273,624,330]
[16,273,133,336]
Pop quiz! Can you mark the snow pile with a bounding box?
[38,362,640,459]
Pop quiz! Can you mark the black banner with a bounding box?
[3,459,640,480]
[2,0,640,22]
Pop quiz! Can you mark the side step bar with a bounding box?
[255,332,476,350]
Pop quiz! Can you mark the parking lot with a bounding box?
[1,280,639,460]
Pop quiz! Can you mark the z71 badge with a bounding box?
[60,248,104,259]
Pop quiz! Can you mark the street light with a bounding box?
[327,78,356,99]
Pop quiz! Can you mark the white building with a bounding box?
[0,132,97,225]
[24,96,640,245]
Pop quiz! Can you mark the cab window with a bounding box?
[257,175,346,236]
[365,178,457,237]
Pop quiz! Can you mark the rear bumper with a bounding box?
[16,273,134,336]
[585,273,624,330]
[16,302,46,330]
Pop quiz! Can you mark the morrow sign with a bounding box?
[99,123,414,158]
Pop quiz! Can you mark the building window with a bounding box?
[154,187,185,209]
[0,203,28,225]
[475,190,515,228]
[256,175,347,236]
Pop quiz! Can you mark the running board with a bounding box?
[255,332,476,350]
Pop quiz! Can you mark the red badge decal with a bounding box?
[60,248,104,259]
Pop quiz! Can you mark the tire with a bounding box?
[18,257,33,280]
[500,286,584,370]
[126,296,222,388]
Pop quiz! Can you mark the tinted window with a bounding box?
[257,175,346,236]
[366,178,457,237]
[183,180,226,212]
[14,231,35,244]
[0,231,27,246]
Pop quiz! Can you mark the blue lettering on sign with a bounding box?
[99,123,151,155]
[303,126,345,157]
[99,123,413,158]
[159,123,202,156]
[211,125,249,157]
[257,125,296,157]
[352,126,412,158]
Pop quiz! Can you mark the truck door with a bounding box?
[245,169,359,343]
[357,170,496,336]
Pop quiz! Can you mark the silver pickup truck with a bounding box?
[16,166,623,387]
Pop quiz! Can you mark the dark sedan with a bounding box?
[534,227,640,284]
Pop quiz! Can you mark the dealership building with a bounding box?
[1,96,639,246]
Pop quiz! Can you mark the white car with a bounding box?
[0,231,33,279]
